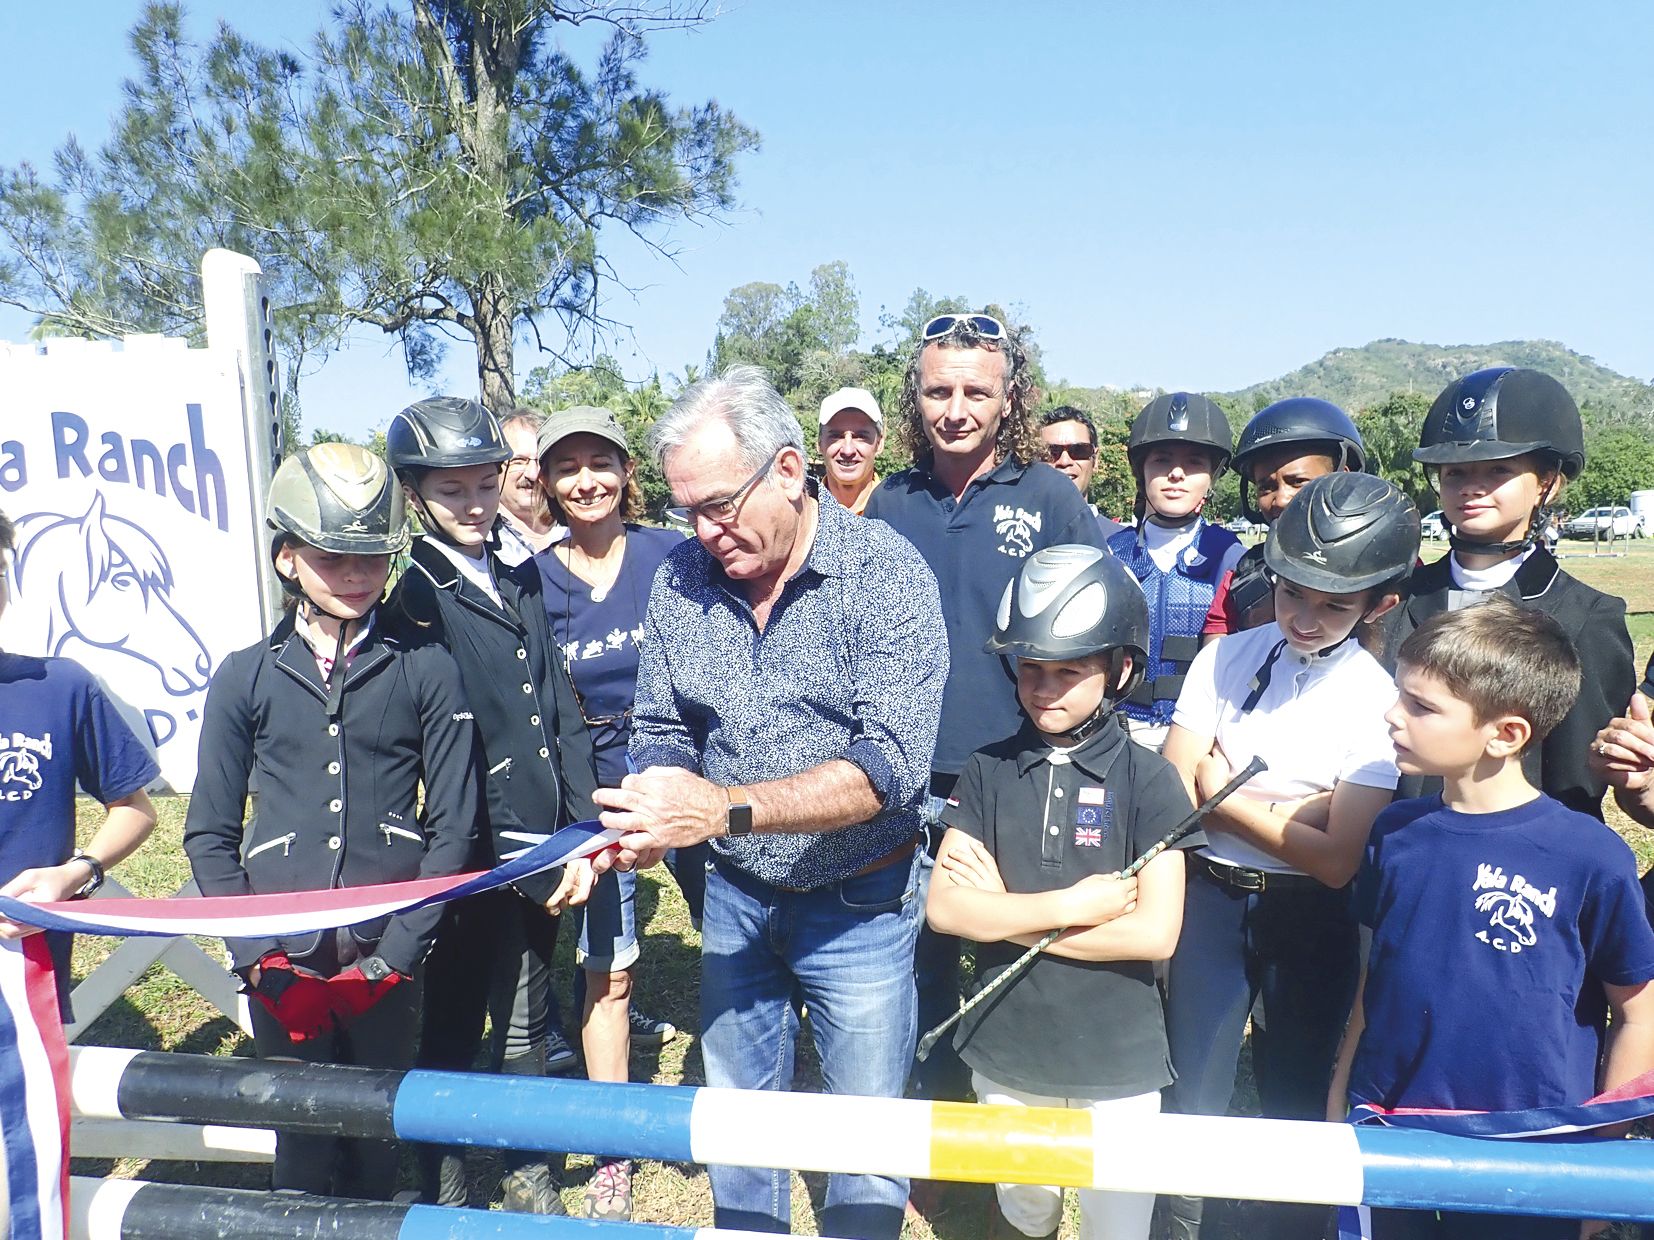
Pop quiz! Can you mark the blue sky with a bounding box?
[2,2,1650,441]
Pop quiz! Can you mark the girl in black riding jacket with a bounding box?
[384,397,600,1215]
[184,443,480,1201]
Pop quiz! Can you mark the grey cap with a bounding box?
[537,405,631,460]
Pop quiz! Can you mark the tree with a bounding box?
[1574,428,1654,510]
[519,355,671,515]
[712,261,861,393]
[0,1,757,416]
[1355,392,1432,508]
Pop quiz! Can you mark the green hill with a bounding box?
[1223,338,1653,416]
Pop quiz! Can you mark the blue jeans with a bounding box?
[1163,863,1357,1240]
[700,850,922,1239]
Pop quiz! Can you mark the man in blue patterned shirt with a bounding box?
[593,365,947,1240]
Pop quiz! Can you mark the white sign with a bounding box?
[0,253,280,792]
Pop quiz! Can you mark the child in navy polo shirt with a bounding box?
[1330,598,1654,1240]
[0,509,158,1007]
[926,546,1198,1240]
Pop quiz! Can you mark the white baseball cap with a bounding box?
[819,387,883,428]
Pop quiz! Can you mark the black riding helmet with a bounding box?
[385,397,512,475]
[385,397,510,546]
[1232,398,1366,523]
[987,545,1150,741]
[1263,471,1420,595]
[1414,368,1585,479]
[1127,392,1234,473]
[1414,368,1583,555]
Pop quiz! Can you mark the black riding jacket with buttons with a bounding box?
[184,609,481,975]
[1380,546,1634,820]
[385,537,599,905]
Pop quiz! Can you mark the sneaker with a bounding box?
[628,1004,676,1048]
[500,1163,567,1216]
[543,1023,579,1075]
[582,1157,633,1220]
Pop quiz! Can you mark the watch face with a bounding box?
[360,956,392,982]
[726,803,754,837]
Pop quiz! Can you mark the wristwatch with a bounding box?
[356,955,395,983]
[724,785,754,838]
[68,853,105,899]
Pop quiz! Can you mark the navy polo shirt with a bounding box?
[941,717,1199,1098]
[865,456,1110,776]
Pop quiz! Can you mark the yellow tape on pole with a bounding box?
[928,1101,1094,1186]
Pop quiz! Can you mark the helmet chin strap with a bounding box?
[407,487,467,550]
[1055,650,1130,746]
[1445,504,1553,558]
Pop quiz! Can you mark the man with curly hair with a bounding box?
[864,313,1111,1115]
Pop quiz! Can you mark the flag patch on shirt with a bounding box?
[1074,792,1113,845]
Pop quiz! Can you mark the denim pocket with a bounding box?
[837,852,917,914]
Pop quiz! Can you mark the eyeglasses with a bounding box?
[504,455,537,472]
[922,314,1006,342]
[1045,442,1096,462]
[665,450,781,527]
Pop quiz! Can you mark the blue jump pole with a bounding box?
[69,1047,1654,1224]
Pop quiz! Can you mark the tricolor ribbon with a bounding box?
[0,820,619,1240]
[1334,1072,1654,1238]
[1348,1067,1654,1139]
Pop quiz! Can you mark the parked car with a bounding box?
[1420,510,1446,540]
[1223,516,1255,535]
[1563,506,1642,540]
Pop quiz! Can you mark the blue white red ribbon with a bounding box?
[1348,1069,1654,1139]
[0,821,619,939]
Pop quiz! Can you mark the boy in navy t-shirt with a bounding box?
[0,509,158,1005]
[1329,597,1654,1240]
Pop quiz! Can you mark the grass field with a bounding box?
[65,540,1654,1236]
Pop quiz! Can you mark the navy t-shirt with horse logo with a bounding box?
[0,651,158,1009]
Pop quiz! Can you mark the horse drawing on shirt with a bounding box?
[1474,889,1538,947]
[0,750,41,791]
[11,495,212,696]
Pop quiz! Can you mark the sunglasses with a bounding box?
[665,450,781,527]
[922,314,1007,342]
[1045,442,1096,462]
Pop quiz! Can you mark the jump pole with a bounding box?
[70,1047,1654,1223]
[69,1177,782,1240]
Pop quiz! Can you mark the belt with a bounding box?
[772,835,920,894]
[1198,854,1322,894]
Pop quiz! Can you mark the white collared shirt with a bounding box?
[1172,621,1400,873]
[425,535,501,607]
[1448,545,1533,592]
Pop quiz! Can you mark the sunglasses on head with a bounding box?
[922,314,1007,342]
[1045,442,1096,462]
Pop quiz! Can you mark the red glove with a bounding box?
[249,952,334,1043]
[328,959,405,1025]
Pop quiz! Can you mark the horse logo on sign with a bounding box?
[11,494,212,696]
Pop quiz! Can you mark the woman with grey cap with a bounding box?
[532,404,685,1222]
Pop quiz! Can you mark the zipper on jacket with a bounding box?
[247,832,297,860]
[380,823,423,845]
